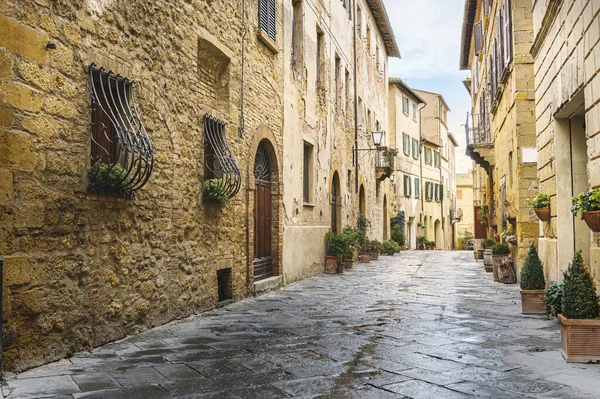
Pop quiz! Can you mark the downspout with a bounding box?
[353,0,359,195]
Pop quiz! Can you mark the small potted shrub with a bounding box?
[426,240,435,250]
[482,238,495,272]
[416,236,426,250]
[491,243,510,282]
[325,232,349,274]
[559,250,600,363]
[342,226,360,268]
[525,193,551,222]
[359,240,373,263]
[370,240,382,260]
[519,243,546,314]
[571,188,600,232]
[381,240,400,255]
[202,178,230,205]
[542,281,563,318]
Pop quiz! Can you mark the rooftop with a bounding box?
[366,0,401,58]
[389,78,426,104]
[456,173,473,186]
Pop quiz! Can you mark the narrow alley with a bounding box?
[4,251,600,399]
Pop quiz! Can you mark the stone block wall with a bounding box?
[0,0,283,371]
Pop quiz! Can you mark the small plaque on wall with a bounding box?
[521,147,538,163]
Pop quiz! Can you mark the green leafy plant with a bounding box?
[542,281,563,317]
[479,203,489,224]
[370,240,382,253]
[343,225,361,254]
[561,250,600,319]
[525,193,550,210]
[416,236,426,246]
[326,232,350,259]
[492,243,510,255]
[427,240,436,246]
[381,240,400,254]
[520,243,545,290]
[571,188,600,217]
[390,211,406,246]
[482,238,496,249]
[202,178,230,205]
[90,161,130,192]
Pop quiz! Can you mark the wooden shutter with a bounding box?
[434,184,439,201]
[497,8,504,77]
[404,175,408,196]
[474,21,483,55]
[268,0,276,41]
[439,184,444,202]
[474,206,486,239]
[259,0,276,42]
[490,40,497,95]
[415,178,420,198]
[504,0,513,65]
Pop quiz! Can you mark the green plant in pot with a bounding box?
[370,239,382,260]
[571,188,600,232]
[381,240,400,255]
[90,161,131,193]
[558,250,600,362]
[203,178,230,205]
[526,193,551,222]
[519,243,546,314]
[416,236,426,250]
[325,232,349,274]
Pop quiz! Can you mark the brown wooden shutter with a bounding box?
[259,0,269,34]
[268,0,276,41]
[497,7,504,77]
[474,206,486,239]
[474,21,483,55]
[504,0,513,65]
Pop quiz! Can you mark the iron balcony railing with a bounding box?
[465,112,492,146]
[375,147,395,170]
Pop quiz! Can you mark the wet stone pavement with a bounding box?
[4,251,600,399]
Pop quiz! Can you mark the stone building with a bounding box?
[388,78,425,248]
[281,0,399,282]
[531,0,600,285]
[455,172,475,247]
[414,89,458,250]
[459,0,538,271]
[0,0,288,371]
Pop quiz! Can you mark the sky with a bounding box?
[383,0,472,174]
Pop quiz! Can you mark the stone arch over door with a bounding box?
[331,170,342,233]
[247,129,282,287]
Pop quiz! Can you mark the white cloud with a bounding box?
[384,0,466,79]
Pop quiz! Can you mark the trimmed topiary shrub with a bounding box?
[561,250,600,320]
[492,243,510,255]
[520,243,545,290]
[542,281,563,317]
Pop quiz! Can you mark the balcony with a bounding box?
[375,147,394,181]
[465,112,495,168]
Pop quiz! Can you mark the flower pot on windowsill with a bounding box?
[559,314,600,363]
[534,206,550,222]
[582,210,600,232]
[520,290,546,314]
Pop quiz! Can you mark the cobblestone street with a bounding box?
[4,251,600,399]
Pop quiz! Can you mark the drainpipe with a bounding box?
[353,0,359,195]
[0,257,3,379]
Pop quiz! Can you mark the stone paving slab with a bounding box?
[3,251,600,398]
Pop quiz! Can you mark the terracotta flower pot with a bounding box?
[418,245,425,250]
[386,250,395,256]
[534,206,550,222]
[371,251,379,260]
[325,255,339,274]
[520,290,546,314]
[359,253,372,263]
[582,210,600,232]
[559,314,600,363]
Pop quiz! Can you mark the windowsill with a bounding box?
[403,111,409,116]
[256,30,279,54]
[303,202,315,208]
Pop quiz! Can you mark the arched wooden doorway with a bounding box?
[434,219,442,249]
[383,195,388,240]
[331,171,341,233]
[359,184,366,217]
[253,140,274,281]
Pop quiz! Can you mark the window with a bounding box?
[357,5,362,36]
[335,55,341,112]
[303,142,313,203]
[345,68,351,114]
[367,109,371,134]
[259,0,277,42]
[425,182,431,201]
[412,103,417,121]
[376,45,380,71]
[439,184,444,202]
[292,0,303,69]
[402,95,409,115]
[415,178,421,198]
[434,183,439,202]
[503,0,513,66]
[316,28,324,91]
[366,25,371,53]
[457,189,463,200]
[404,175,412,197]
[403,133,409,155]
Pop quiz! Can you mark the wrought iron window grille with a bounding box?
[203,114,241,203]
[88,63,154,196]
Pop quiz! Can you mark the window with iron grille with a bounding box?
[259,0,277,42]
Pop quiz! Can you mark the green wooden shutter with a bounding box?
[434,183,439,201]
[440,184,444,202]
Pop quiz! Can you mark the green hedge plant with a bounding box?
[381,240,400,254]
[519,243,545,290]
[325,232,350,259]
[482,238,496,249]
[561,250,600,319]
[492,243,510,255]
[542,281,563,317]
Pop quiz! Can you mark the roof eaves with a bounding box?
[389,78,427,104]
[366,0,401,58]
[459,0,478,70]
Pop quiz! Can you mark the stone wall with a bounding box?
[0,0,284,371]
[533,0,600,287]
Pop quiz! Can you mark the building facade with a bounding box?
[531,0,600,286]
[459,0,538,271]
[455,172,475,247]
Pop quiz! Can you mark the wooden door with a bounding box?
[253,143,273,281]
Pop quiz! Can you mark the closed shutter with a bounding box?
[490,41,497,95]
[415,178,420,198]
[434,184,439,201]
[403,175,408,196]
[439,184,444,202]
[497,8,504,77]
[425,182,430,201]
[474,21,483,55]
[259,0,276,42]
[268,0,276,41]
[504,0,513,65]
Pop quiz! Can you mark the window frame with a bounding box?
[259,0,277,43]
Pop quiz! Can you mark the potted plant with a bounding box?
[571,188,600,232]
[359,240,373,263]
[202,178,230,205]
[89,161,131,194]
[526,193,551,222]
[482,238,495,273]
[416,236,426,250]
[492,243,510,282]
[427,240,436,250]
[558,250,600,363]
[370,239,382,260]
[542,281,563,318]
[519,243,546,314]
[381,240,400,255]
[390,211,406,249]
[325,232,348,274]
[342,226,360,268]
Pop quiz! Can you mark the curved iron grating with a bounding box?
[204,114,241,200]
[253,141,271,182]
[88,63,154,195]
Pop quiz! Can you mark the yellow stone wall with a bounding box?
[532,0,600,288]
[0,1,284,371]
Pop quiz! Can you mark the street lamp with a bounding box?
[371,131,384,147]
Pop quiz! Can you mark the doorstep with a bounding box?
[254,275,283,295]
